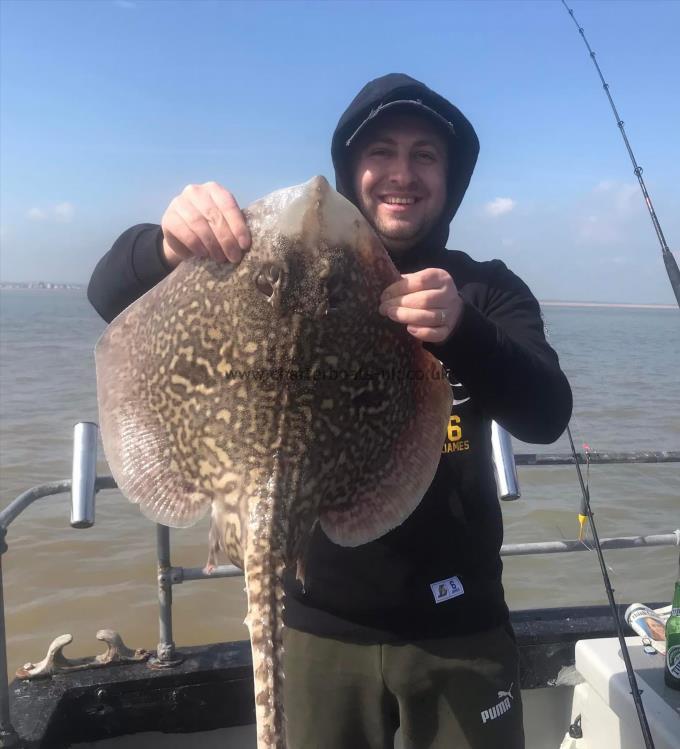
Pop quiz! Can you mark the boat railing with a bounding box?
[0,424,678,746]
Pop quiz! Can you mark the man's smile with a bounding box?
[380,195,420,205]
[379,194,423,214]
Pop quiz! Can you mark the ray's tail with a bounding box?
[244,523,287,749]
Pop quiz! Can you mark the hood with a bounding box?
[331,73,479,268]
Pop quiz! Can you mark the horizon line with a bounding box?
[0,282,677,310]
[540,300,677,310]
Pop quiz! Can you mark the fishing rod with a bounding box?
[557,6,676,744]
[561,0,680,309]
[565,425,656,749]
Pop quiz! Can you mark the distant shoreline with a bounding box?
[0,285,676,310]
[540,301,677,310]
[0,283,84,291]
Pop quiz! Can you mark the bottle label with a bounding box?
[667,644,680,679]
[671,607,680,617]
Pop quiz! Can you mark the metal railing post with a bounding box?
[0,531,21,748]
[151,524,182,667]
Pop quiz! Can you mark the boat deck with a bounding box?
[8,605,659,748]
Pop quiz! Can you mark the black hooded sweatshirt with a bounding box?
[88,74,572,643]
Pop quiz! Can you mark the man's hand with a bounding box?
[160,182,251,268]
[379,268,463,343]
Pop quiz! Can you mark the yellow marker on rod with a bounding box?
[577,443,591,541]
[578,512,588,542]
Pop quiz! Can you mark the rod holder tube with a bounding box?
[70,422,98,529]
[491,421,521,501]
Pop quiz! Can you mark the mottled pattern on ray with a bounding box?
[95,176,452,748]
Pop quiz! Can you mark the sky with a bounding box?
[1,0,679,304]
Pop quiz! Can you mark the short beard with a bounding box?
[371,216,429,255]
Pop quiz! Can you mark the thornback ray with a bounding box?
[95,175,452,748]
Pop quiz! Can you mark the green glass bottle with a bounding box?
[665,578,680,690]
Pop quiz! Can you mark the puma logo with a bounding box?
[497,682,514,701]
[481,683,515,724]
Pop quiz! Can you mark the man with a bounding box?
[89,73,572,748]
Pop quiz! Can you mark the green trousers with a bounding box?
[283,625,524,749]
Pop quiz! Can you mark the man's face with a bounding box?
[351,113,448,255]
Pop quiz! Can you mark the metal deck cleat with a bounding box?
[15,629,148,680]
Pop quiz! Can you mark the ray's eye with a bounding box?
[327,273,347,310]
[255,263,283,299]
[256,274,274,298]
